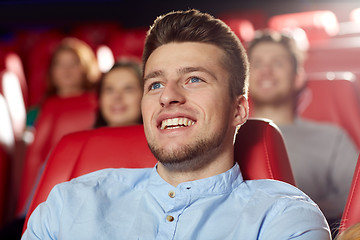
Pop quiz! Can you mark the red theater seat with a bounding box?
[70,22,121,51]
[268,10,339,43]
[339,154,360,233]
[305,37,360,75]
[22,118,294,232]
[220,18,255,42]
[0,146,9,227]
[108,28,147,60]
[24,31,64,106]
[298,74,360,148]
[217,10,268,30]
[17,92,97,216]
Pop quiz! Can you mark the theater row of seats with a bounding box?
[0,8,359,232]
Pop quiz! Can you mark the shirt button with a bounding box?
[168,190,176,198]
[166,215,174,222]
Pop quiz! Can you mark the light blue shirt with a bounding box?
[22,163,331,240]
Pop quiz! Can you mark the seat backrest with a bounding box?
[217,10,268,30]
[298,76,360,148]
[17,93,97,215]
[23,118,294,231]
[339,154,360,233]
[24,31,63,106]
[108,28,147,60]
[70,22,121,51]
[268,10,339,43]
[0,145,9,227]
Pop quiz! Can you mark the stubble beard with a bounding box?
[148,132,226,172]
[251,92,295,108]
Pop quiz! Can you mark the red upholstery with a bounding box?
[0,146,9,227]
[305,40,360,75]
[221,18,255,42]
[339,154,360,233]
[70,22,121,51]
[268,10,339,42]
[17,93,97,215]
[24,31,63,106]
[108,28,147,60]
[217,10,268,29]
[235,119,294,183]
[23,118,294,231]
[298,77,360,148]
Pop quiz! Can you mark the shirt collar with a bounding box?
[147,162,244,198]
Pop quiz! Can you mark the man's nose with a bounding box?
[159,83,186,107]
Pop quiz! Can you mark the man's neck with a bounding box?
[251,103,295,126]
[156,151,235,187]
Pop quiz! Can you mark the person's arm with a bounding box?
[21,185,63,240]
[260,197,331,240]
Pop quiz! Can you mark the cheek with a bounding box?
[128,92,142,104]
[127,95,142,114]
[140,99,149,118]
[100,94,111,111]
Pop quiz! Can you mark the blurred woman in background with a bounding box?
[94,60,143,128]
[26,37,101,127]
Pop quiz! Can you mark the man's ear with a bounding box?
[233,95,249,127]
[295,67,307,91]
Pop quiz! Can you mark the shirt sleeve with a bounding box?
[260,198,331,240]
[21,184,64,240]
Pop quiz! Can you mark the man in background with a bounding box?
[247,30,358,228]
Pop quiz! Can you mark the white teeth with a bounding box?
[160,117,195,130]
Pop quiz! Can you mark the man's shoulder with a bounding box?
[61,167,154,192]
[295,118,346,135]
[237,179,315,206]
[280,118,350,142]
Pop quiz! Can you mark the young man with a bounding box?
[247,30,358,225]
[22,10,331,239]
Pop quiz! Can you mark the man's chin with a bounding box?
[148,136,223,172]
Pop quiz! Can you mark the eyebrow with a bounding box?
[144,66,217,83]
[143,70,164,83]
[178,67,217,80]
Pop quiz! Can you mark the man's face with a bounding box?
[141,42,245,171]
[249,42,298,106]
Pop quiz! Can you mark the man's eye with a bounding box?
[189,77,202,83]
[150,82,164,90]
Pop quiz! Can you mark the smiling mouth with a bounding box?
[259,79,276,89]
[160,117,195,130]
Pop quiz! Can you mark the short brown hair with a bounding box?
[142,9,249,99]
[247,30,305,73]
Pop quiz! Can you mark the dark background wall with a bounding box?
[0,0,359,30]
